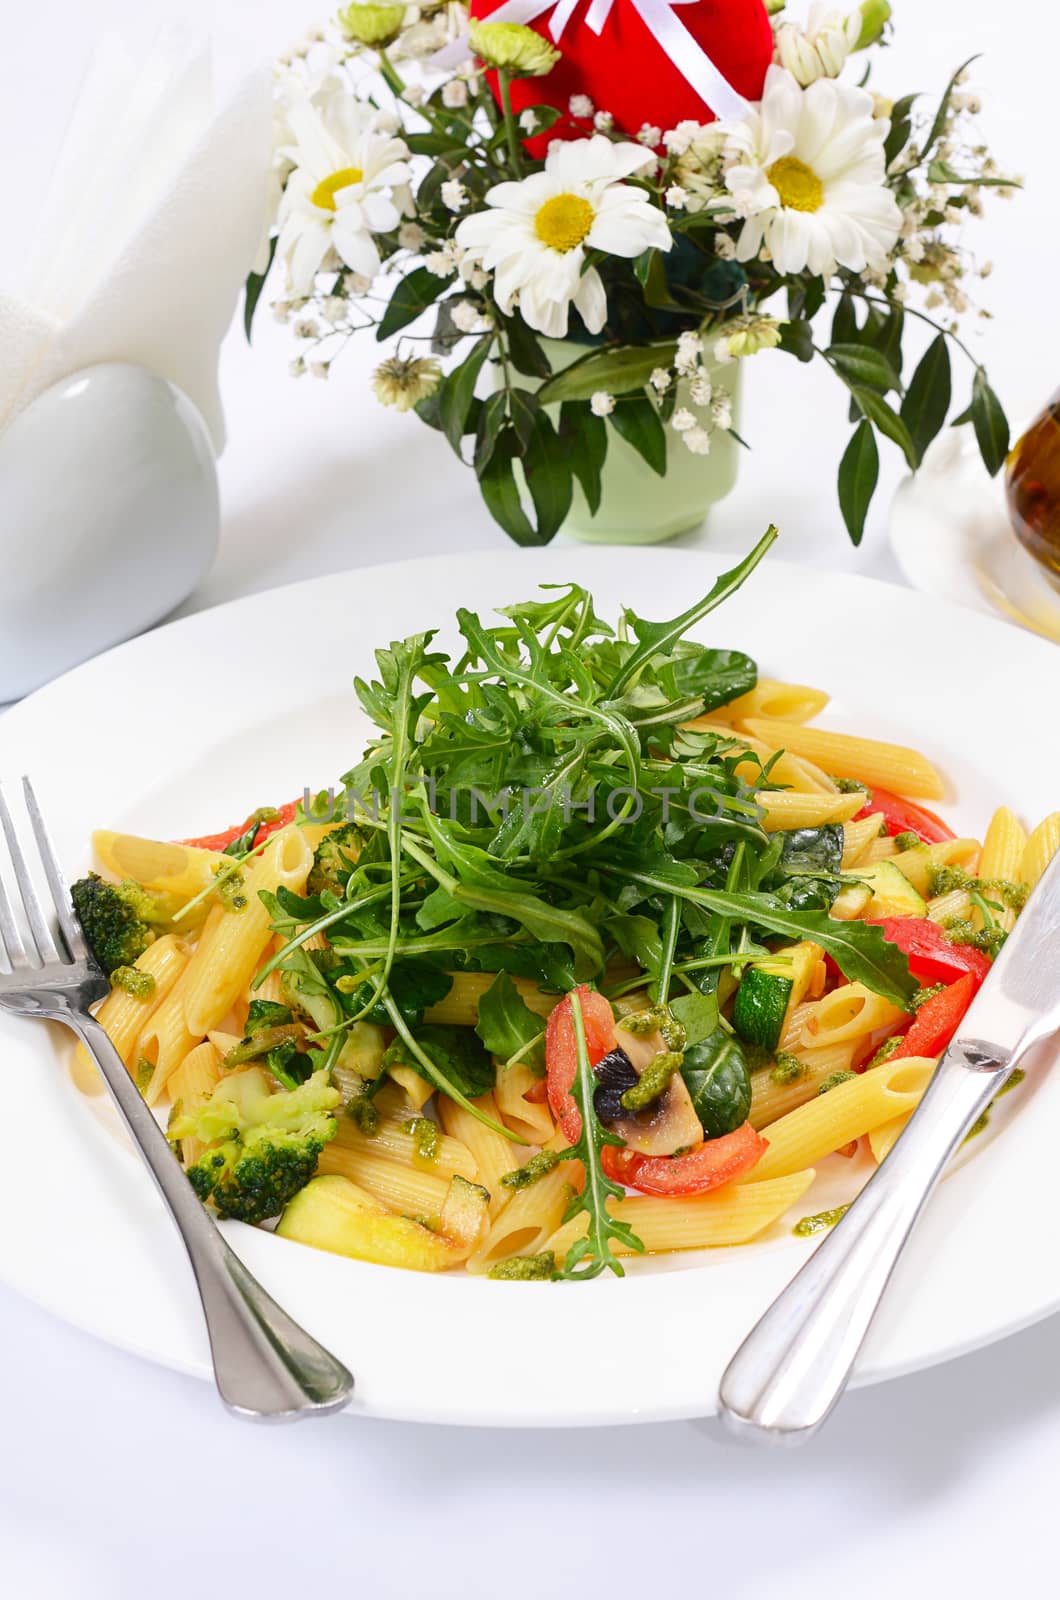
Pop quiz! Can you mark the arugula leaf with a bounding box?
[553,990,644,1280]
[607,528,778,698]
[669,989,719,1046]
[340,958,453,1026]
[475,972,545,1072]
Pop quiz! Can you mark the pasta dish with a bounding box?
[69,531,1059,1280]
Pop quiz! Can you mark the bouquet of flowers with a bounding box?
[250,0,1018,545]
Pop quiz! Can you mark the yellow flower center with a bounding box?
[311,167,364,212]
[534,193,595,253]
[765,155,824,213]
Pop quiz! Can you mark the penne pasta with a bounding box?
[796,982,908,1051]
[316,1143,452,1215]
[749,1042,858,1129]
[737,717,946,800]
[974,806,1027,932]
[748,1058,934,1181]
[386,1064,435,1110]
[494,1060,555,1145]
[730,736,835,794]
[167,1041,222,1165]
[331,1114,477,1180]
[757,790,866,832]
[890,838,980,896]
[467,1164,576,1273]
[71,933,190,1095]
[841,813,885,868]
[546,1171,817,1258]
[927,888,971,924]
[1020,812,1060,890]
[138,984,204,1106]
[712,679,830,726]
[181,827,313,1037]
[439,1093,524,1214]
[422,970,556,1028]
[868,1115,908,1165]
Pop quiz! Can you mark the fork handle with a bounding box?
[717,1047,1015,1445]
[72,1016,354,1420]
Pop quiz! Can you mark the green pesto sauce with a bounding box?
[818,1069,857,1096]
[770,1051,804,1085]
[910,983,945,1012]
[893,831,920,851]
[869,1036,901,1068]
[135,1058,155,1094]
[618,1006,687,1052]
[621,1050,682,1111]
[964,1110,990,1143]
[794,1204,850,1237]
[111,965,156,1000]
[348,1096,380,1136]
[488,1252,555,1281]
[833,778,868,795]
[501,1149,560,1191]
[997,1067,1026,1098]
[213,864,248,913]
[406,1116,440,1162]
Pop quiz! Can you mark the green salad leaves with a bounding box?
[254,528,915,1277]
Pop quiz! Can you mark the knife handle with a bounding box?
[717,1044,1013,1445]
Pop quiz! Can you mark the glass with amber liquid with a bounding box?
[1006,390,1060,592]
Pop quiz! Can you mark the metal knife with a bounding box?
[718,848,1060,1445]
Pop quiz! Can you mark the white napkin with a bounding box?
[0,30,273,452]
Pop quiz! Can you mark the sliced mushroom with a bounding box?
[594,1028,703,1157]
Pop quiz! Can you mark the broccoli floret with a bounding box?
[71,873,162,976]
[306,824,365,898]
[171,1067,341,1224]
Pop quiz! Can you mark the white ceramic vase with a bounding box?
[0,363,220,701]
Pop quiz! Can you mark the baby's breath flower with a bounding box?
[322,295,348,320]
[309,359,330,380]
[272,300,291,322]
[690,375,713,407]
[468,20,560,77]
[671,407,696,432]
[288,356,306,377]
[674,330,703,375]
[569,93,594,118]
[372,355,443,411]
[638,124,662,147]
[442,79,469,109]
[665,184,689,210]
[683,425,712,455]
[590,391,616,417]
[593,111,614,132]
[650,368,672,393]
[663,119,702,156]
[452,300,490,332]
[398,221,425,250]
[711,392,732,429]
[337,2,406,47]
[403,84,425,107]
[980,260,994,278]
[425,243,459,276]
[293,318,317,339]
[441,179,469,211]
[713,233,736,260]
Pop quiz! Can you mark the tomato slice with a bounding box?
[855,787,955,844]
[893,972,976,1060]
[867,917,991,989]
[545,985,616,1143]
[178,800,301,853]
[602,1122,768,1196]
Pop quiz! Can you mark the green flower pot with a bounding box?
[539,338,743,545]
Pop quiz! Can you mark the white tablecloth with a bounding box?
[3,3,1058,1595]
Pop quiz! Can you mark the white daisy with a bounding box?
[276,88,413,293]
[720,66,902,277]
[455,136,672,339]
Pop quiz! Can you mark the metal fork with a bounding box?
[0,777,354,1421]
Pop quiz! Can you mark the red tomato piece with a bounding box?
[867,917,991,990]
[178,800,300,853]
[545,985,616,1144]
[855,787,955,844]
[601,1122,768,1196]
[893,973,977,1060]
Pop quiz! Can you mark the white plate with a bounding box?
[889,425,1060,644]
[2,547,1059,1428]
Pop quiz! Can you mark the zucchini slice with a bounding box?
[846,861,927,917]
[732,941,822,1052]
